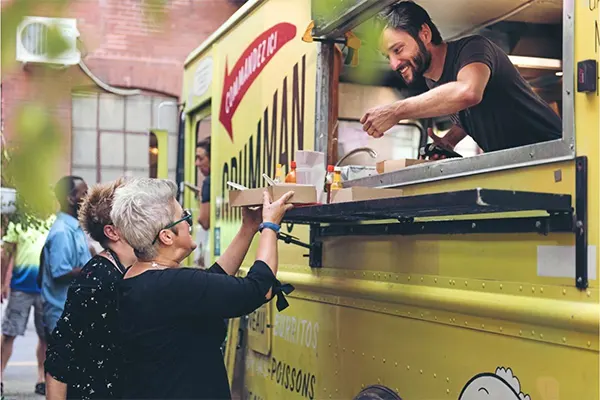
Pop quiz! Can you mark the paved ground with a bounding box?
[1,302,43,400]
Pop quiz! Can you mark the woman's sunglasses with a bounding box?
[152,209,193,244]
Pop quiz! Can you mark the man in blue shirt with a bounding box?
[41,176,91,338]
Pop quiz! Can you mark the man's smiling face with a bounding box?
[381,27,432,86]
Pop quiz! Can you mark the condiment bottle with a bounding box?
[285,161,297,183]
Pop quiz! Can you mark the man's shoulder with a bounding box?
[449,35,493,51]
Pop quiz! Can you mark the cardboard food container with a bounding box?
[229,184,317,207]
[376,159,429,174]
[331,187,404,204]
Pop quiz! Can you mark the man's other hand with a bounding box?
[360,103,401,138]
[425,127,467,160]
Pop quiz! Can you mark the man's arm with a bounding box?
[361,63,491,137]
[1,243,15,302]
[198,202,210,231]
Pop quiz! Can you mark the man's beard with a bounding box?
[397,36,432,87]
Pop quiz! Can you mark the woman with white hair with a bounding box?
[111,177,294,399]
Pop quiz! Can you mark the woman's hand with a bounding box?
[262,191,294,225]
[242,207,262,233]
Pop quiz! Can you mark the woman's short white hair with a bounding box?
[110,178,178,260]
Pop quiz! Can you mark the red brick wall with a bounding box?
[1,0,240,172]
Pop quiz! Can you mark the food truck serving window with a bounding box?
[312,0,575,187]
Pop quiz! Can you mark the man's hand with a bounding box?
[242,207,262,234]
[425,126,467,160]
[360,102,401,138]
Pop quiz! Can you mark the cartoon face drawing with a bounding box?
[459,367,531,400]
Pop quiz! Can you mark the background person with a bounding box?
[111,178,293,399]
[45,177,136,400]
[196,138,211,231]
[1,215,54,396]
[40,176,91,339]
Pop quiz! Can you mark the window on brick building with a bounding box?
[71,92,178,184]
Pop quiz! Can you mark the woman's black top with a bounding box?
[118,261,277,399]
[45,252,126,399]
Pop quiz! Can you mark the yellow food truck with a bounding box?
[178,0,599,398]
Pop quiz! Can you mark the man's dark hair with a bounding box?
[380,1,443,45]
[54,175,85,202]
[197,137,211,159]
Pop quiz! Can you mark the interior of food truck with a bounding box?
[330,0,565,176]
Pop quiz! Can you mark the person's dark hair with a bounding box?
[379,1,443,45]
[196,137,211,159]
[54,175,85,204]
[78,177,126,247]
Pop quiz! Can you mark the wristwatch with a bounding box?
[259,222,280,233]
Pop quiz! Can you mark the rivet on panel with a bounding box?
[421,277,424,282]
[377,378,381,384]
[447,389,450,394]
[335,371,338,375]
[500,327,503,332]
[531,330,535,336]
[540,287,544,293]
[562,289,567,295]
[362,353,365,357]
[587,341,591,347]
[407,365,410,370]
[352,349,355,354]
[500,284,503,290]
[420,313,424,317]
[562,337,567,343]
[449,279,452,285]
[372,356,376,360]
[446,377,450,383]
[434,278,438,283]
[434,316,438,320]
[420,370,423,374]
[343,348,346,352]
[362,384,365,389]
[408,311,412,316]
[587,291,591,297]
[464,281,468,286]
[540,334,544,339]
[329,395,332,398]
[481,324,485,329]
[329,343,331,347]
[395,362,398,367]
[408,276,411,281]
[519,330,523,335]
[383,358,386,363]
[482,283,485,288]
[434,374,437,378]
[519,286,523,291]
[336,389,338,393]
[532,287,535,293]
[464,321,468,326]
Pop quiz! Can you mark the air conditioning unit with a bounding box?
[16,16,81,66]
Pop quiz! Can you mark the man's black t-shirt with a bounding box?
[201,175,210,203]
[425,35,562,152]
